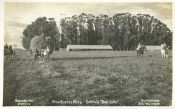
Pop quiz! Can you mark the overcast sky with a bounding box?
[4,2,172,49]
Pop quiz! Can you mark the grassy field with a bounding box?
[3,50,172,106]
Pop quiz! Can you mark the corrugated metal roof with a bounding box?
[146,45,161,51]
[66,45,113,51]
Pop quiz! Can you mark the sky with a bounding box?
[4,2,172,49]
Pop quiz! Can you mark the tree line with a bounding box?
[22,13,172,50]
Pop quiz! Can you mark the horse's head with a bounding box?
[161,44,166,49]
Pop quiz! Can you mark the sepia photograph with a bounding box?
[3,1,173,106]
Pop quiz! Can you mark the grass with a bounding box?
[3,50,172,106]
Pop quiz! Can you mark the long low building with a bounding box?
[145,45,161,51]
[66,45,113,51]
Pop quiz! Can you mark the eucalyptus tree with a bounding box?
[59,13,172,50]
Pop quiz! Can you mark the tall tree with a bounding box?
[59,13,172,50]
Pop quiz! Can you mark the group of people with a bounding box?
[4,44,15,61]
[136,42,169,58]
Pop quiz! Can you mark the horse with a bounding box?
[41,46,50,61]
[136,43,146,56]
[4,45,15,61]
[160,43,168,58]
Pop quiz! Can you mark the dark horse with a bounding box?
[136,44,146,56]
[4,45,15,61]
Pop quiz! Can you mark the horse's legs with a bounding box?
[11,55,13,61]
[36,56,38,61]
[41,54,44,61]
[161,51,164,58]
[9,55,12,62]
[46,54,49,61]
[9,55,10,61]
[34,56,36,62]
[8,55,10,61]
[34,55,37,62]
[161,52,164,58]
[163,54,165,58]
[6,55,9,61]
[42,55,44,61]
[44,55,46,61]
[165,51,168,58]
[6,55,8,61]
[142,51,144,57]
[47,55,49,61]
[161,52,163,58]
[5,55,8,61]
[138,51,141,57]
[45,55,48,61]
[163,53,166,58]
[165,54,168,58]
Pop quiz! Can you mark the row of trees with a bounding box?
[22,13,172,50]
[60,13,172,50]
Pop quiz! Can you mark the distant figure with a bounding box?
[4,45,15,61]
[136,43,146,56]
[4,44,8,49]
[160,42,169,58]
[4,44,9,56]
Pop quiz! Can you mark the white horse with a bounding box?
[160,43,168,58]
[41,46,50,61]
